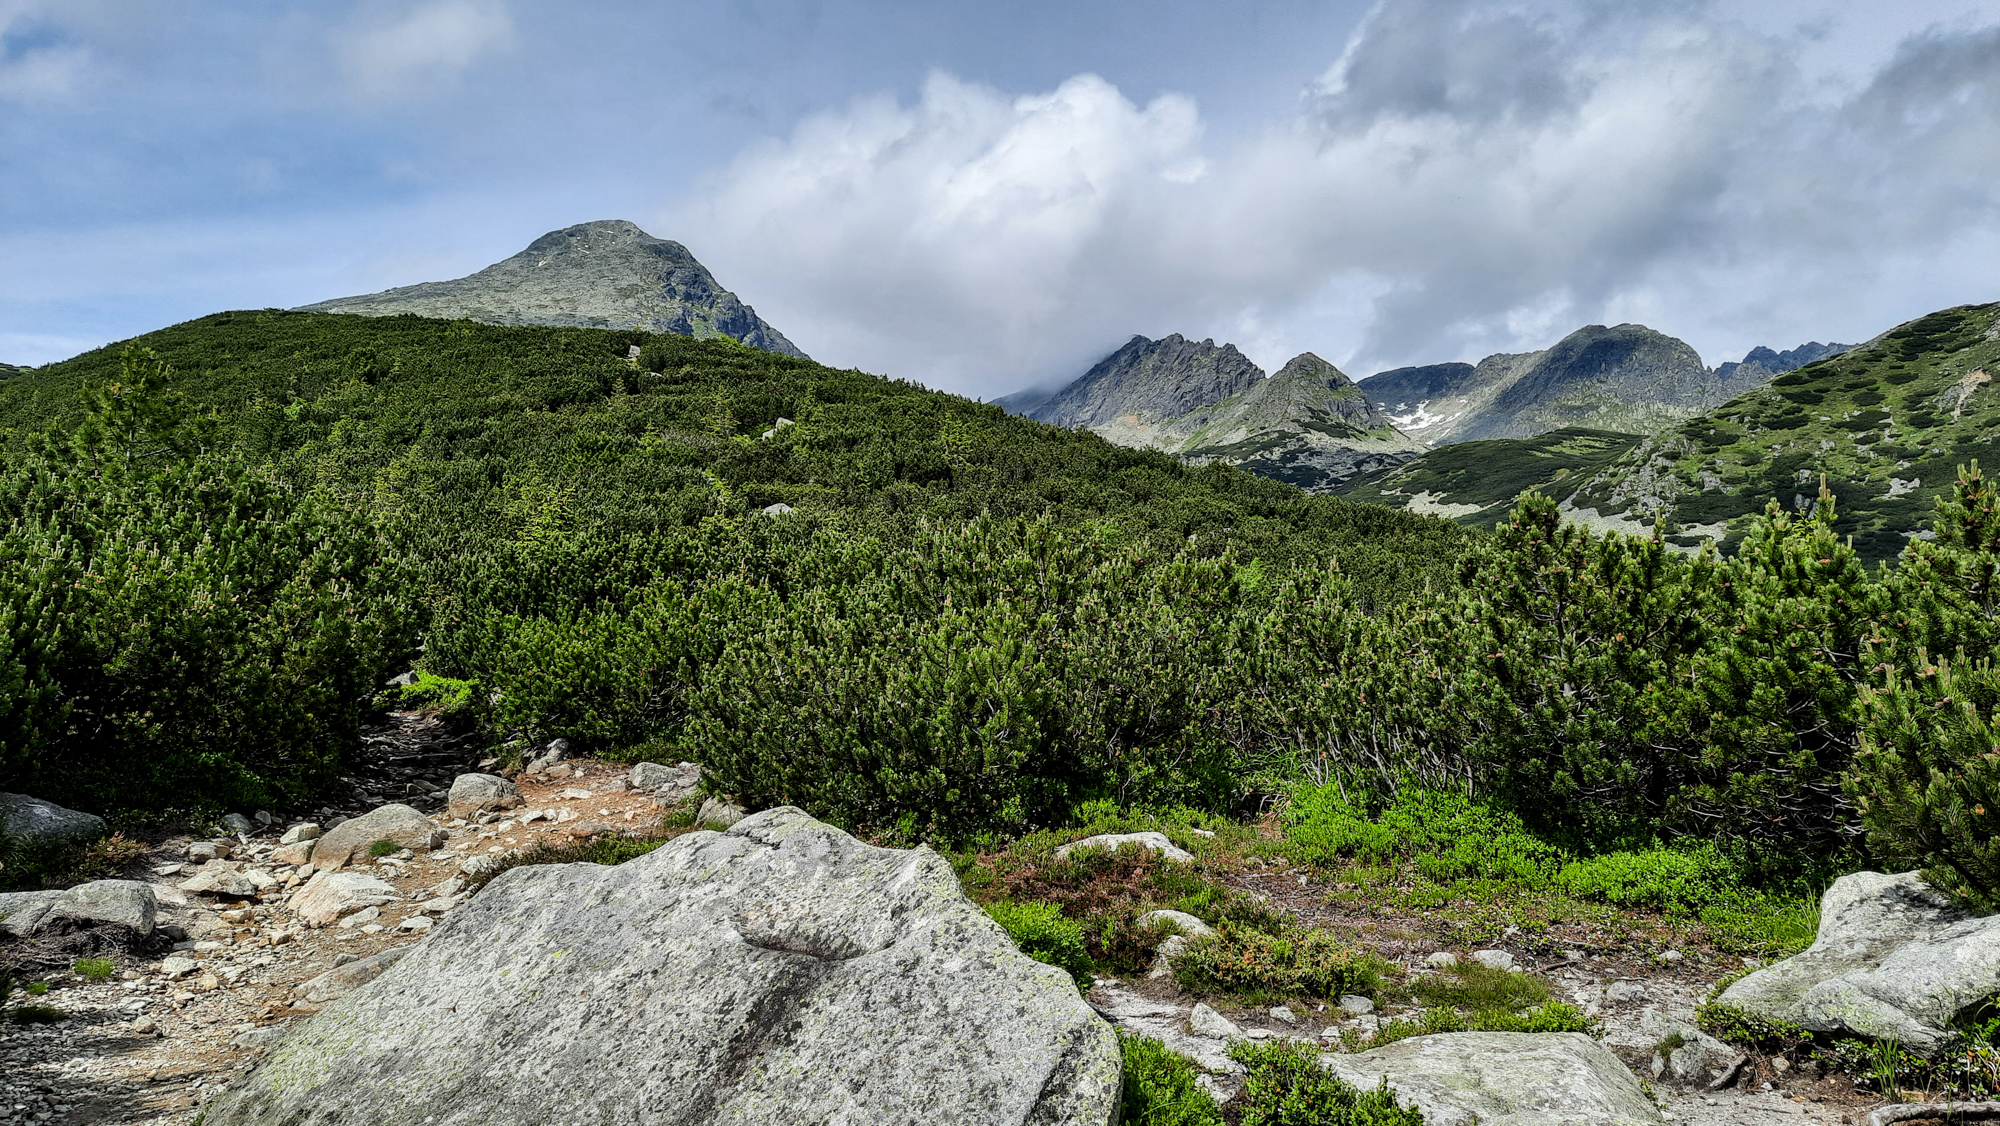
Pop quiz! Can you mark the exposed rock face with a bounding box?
[1031,334,1264,432]
[295,946,409,1004]
[0,793,106,844]
[309,803,442,870]
[204,807,1120,1126]
[1320,1031,1663,1126]
[1360,324,1721,446]
[298,220,806,358]
[1715,870,2000,1052]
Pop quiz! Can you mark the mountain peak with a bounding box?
[298,220,804,357]
[1028,334,1263,430]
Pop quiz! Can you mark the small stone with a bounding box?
[697,798,747,827]
[360,923,385,934]
[460,854,504,877]
[1269,1006,1298,1025]
[1656,949,1684,963]
[1606,981,1649,1003]
[160,957,197,979]
[433,876,466,898]
[194,971,221,991]
[1190,1002,1242,1040]
[271,842,314,866]
[560,788,592,800]
[1425,952,1459,968]
[400,915,433,932]
[130,1015,159,1036]
[187,841,230,862]
[338,906,381,928]
[1246,1028,1274,1040]
[1471,949,1515,972]
[1338,995,1375,1016]
[221,813,255,835]
[153,863,186,876]
[279,823,323,845]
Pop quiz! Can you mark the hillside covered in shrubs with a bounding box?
[5,309,2000,916]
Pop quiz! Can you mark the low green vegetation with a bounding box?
[1170,926,1384,1004]
[1337,427,1643,529]
[984,901,1094,990]
[1227,1040,1424,1125]
[73,957,114,982]
[1118,1034,1223,1126]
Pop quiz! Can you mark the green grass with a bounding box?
[984,901,1094,991]
[1169,925,1385,1004]
[73,958,114,982]
[1336,427,1644,528]
[1228,1039,1423,1125]
[367,838,401,858]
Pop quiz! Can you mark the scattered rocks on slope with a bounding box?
[1716,870,2000,1052]
[1320,1031,1664,1126]
[1054,831,1193,863]
[204,807,1121,1126]
[0,793,106,843]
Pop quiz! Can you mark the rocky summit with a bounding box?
[298,220,805,357]
[202,806,1120,1126]
[1029,334,1264,434]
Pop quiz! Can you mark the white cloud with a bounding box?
[673,0,2000,398]
[339,0,514,100]
[0,1,94,100]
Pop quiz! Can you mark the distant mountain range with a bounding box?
[299,220,805,358]
[1358,325,1844,446]
[1004,324,1850,493]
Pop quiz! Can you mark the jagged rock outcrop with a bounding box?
[1715,870,2000,1053]
[203,806,1120,1126]
[298,220,805,358]
[1359,324,1721,446]
[1030,334,1264,436]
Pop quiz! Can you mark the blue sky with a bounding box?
[5,1,2000,397]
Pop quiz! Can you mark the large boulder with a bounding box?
[631,760,702,802]
[447,773,523,820]
[1715,870,2000,1052]
[205,807,1120,1126]
[309,803,443,870]
[0,793,106,844]
[1320,1032,1662,1126]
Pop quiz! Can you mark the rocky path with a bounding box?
[0,725,682,1126]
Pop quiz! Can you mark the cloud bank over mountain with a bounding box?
[674,0,2000,397]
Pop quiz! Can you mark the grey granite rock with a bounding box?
[289,871,399,926]
[309,803,442,870]
[1715,870,2000,1052]
[1031,334,1263,432]
[205,807,1119,1126]
[0,890,61,937]
[179,861,259,899]
[697,796,747,827]
[0,792,106,844]
[446,773,523,820]
[1320,1031,1662,1126]
[48,880,157,933]
[1638,1008,1743,1087]
[298,220,805,358]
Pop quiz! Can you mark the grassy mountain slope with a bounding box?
[1334,428,1644,529]
[1558,302,2000,562]
[0,310,1470,597]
